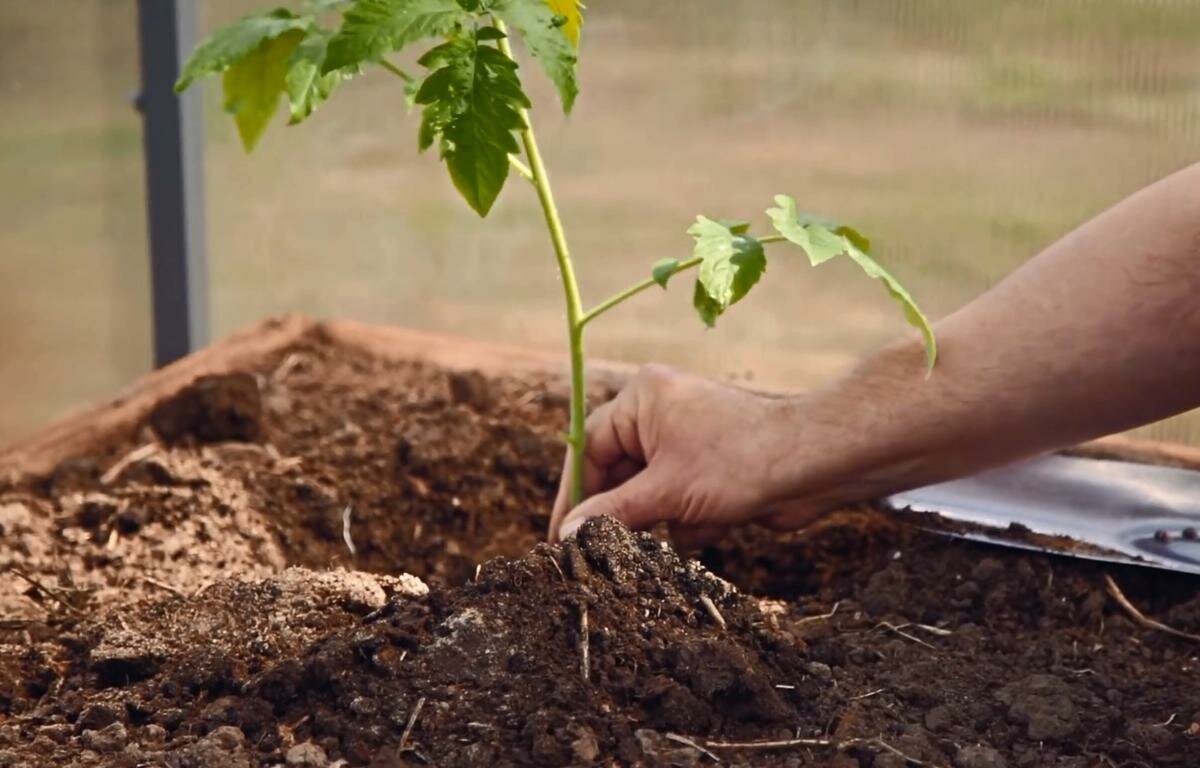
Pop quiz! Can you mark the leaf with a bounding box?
[545,0,583,46]
[223,28,307,151]
[845,249,938,370]
[285,27,344,124]
[766,195,842,265]
[323,0,468,74]
[305,0,353,11]
[767,194,937,368]
[493,0,580,112]
[688,216,766,327]
[715,218,751,235]
[414,28,531,215]
[652,258,680,288]
[176,9,309,92]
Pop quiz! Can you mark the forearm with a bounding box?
[774,161,1200,506]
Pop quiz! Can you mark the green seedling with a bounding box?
[177,0,936,511]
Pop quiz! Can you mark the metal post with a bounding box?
[136,0,209,367]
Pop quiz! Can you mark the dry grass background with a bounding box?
[1,0,1198,444]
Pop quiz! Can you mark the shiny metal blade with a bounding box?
[884,454,1200,574]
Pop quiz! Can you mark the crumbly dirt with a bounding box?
[1,336,1198,767]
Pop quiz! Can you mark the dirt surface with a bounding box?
[1,334,1199,767]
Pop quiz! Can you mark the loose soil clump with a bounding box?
[1,333,1198,766]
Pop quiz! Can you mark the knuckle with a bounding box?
[637,363,676,389]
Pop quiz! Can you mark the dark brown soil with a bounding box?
[1,336,1198,767]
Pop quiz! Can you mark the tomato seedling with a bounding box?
[177,0,936,511]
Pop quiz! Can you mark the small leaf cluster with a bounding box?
[655,196,937,368]
[176,0,582,215]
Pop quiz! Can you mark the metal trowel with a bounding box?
[884,454,1200,575]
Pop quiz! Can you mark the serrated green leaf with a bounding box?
[545,0,583,46]
[845,248,938,369]
[493,0,579,112]
[715,218,751,235]
[223,28,307,151]
[285,27,344,124]
[176,9,308,93]
[766,195,842,265]
[692,280,721,328]
[652,258,680,288]
[415,28,531,215]
[688,216,766,327]
[323,0,468,74]
[767,193,936,368]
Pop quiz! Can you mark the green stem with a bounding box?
[579,234,786,327]
[379,59,410,82]
[581,257,702,327]
[495,21,588,509]
[508,155,534,183]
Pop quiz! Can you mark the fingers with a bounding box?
[548,383,647,541]
[556,471,662,541]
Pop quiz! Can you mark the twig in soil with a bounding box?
[142,577,186,598]
[702,735,940,767]
[699,595,726,630]
[795,601,840,625]
[664,733,721,763]
[271,352,308,384]
[1104,574,1200,643]
[1155,713,1176,727]
[912,623,952,637]
[342,505,357,556]
[578,601,590,683]
[542,552,566,582]
[6,566,84,616]
[849,688,886,701]
[398,696,426,753]
[100,442,159,485]
[874,621,937,650]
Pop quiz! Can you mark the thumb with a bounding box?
[556,471,663,541]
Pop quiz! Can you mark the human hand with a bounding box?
[548,365,828,547]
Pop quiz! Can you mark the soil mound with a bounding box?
[1,333,1198,766]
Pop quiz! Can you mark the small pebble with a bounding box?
[80,722,127,753]
[286,741,328,767]
[1154,529,1170,544]
[1182,527,1197,541]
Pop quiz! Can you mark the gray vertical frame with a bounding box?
[137,0,209,367]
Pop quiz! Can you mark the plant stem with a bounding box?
[379,59,410,82]
[508,155,534,183]
[580,257,702,327]
[495,21,588,509]
[579,233,786,327]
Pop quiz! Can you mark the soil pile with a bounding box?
[1,334,1198,766]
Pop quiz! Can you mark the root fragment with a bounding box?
[699,595,726,630]
[100,442,159,485]
[795,601,840,625]
[702,735,943,767]
[664,733,721,763]
[398,695,426,753]
[875,621,937,650]
[1104,574,1200,643]
[6,566,84,616]
[341,505,357,556]
[578,601,590,682]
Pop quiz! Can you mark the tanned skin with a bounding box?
[549,161,1200,546]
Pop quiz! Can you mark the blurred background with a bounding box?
[1,0,1198,443]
